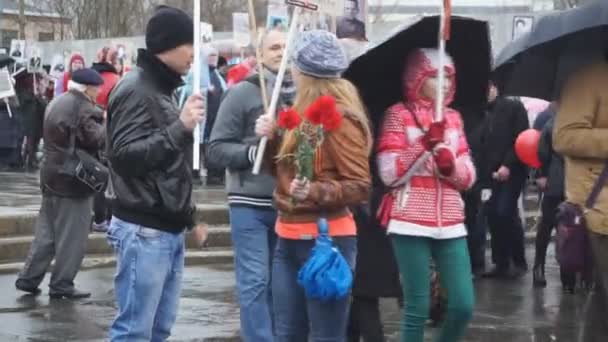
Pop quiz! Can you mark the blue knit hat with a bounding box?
[292,30,348,79]
[72,68,104,86]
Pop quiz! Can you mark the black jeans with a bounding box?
[93,192,110,224]
[581,232,608,341]
[347,296,385,342]
[486,178,527,270]
[534,195,563,267]
[464,189,486,273]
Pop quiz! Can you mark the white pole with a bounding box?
[193,0,202,171]
[251,7,301,175]
[435,1,446,123]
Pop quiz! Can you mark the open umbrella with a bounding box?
[297,218,353,301]
[493,1,608,100]
[343,15,491,129]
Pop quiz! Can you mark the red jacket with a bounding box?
[376,49,475,239]
[96,71,119,109]
[91,62,120,109]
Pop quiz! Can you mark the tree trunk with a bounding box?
[18,0,26,39]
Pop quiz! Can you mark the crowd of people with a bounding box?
[5,4,608,342]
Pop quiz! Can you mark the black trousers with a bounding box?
[581,232,608,341]
[347,296,385,342]
[534,195,563,267]
[464,189,486,273]
[93,192,110,224]
[486,178,527,270]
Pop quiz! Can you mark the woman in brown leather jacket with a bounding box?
[255,30,372,342]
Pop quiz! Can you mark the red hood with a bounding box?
[402,48,456,108]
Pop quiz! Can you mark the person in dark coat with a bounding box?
[202,45,227,186]
[478,83,530,278]
[532,104,584,292]
[15,68,106,299]
[0,96,23,171]
[348,188,402,342]
[15,73,47,171]
[456,102,488,277]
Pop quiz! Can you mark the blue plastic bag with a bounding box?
[297,218,353,301]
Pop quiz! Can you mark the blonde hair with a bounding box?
[277,74,372,158]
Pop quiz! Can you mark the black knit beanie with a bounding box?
[146,6,194,54]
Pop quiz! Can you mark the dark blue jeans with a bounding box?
[272,237,357,342]
[229,206,277,342]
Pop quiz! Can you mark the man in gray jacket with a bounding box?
[208,29,293,341]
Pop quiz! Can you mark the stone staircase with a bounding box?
[0,170,544,275]
[0,204,234,274]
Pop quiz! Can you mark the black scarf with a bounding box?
[136,48,184,95]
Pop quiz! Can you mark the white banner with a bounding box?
[201,22,214,43]
[233,13,251,47]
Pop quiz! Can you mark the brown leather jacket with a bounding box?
[41,89,105,197]
[271,113,372,223]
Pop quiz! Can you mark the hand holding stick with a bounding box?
[252,8,302,175]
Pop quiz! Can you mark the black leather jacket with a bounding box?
[107,49,195,233]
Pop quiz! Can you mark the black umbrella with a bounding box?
[344,15,492,130]
[0,54,14,69]
[493,1,608,100]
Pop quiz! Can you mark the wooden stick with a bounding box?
[252,8,301,175]
[247,0,269,111]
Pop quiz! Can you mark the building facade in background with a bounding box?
[0,0,71,50]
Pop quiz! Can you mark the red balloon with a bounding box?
[515,129,542,169]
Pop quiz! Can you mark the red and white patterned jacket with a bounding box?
[376,48,476,239]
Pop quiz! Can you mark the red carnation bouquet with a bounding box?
[276,95,343,180]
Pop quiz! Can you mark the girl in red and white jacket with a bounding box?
[376,48,476,342]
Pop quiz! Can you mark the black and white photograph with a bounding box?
[512,15,534,40]
[336,0,367,40]
[9,40,25,61]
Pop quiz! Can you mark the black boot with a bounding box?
[533,264,547,288]
[561,270,576,294]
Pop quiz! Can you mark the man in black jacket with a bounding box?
[105,6,206,341]
[478,84,530,278]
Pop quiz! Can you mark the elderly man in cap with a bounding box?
[105,5,206,341]
[15,68,106,299]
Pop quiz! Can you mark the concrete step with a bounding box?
[0,203,230,237]
[0,248,234,275]
[0,225,232,263]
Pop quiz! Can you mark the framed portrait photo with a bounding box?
[512,16,534,41]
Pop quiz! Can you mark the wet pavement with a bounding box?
[0,247,596,342]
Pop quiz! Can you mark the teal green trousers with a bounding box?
[392,235,475,342]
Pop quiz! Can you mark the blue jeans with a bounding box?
[272,237,357,342]
[229,206,277,342]
[106,217,185,342]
